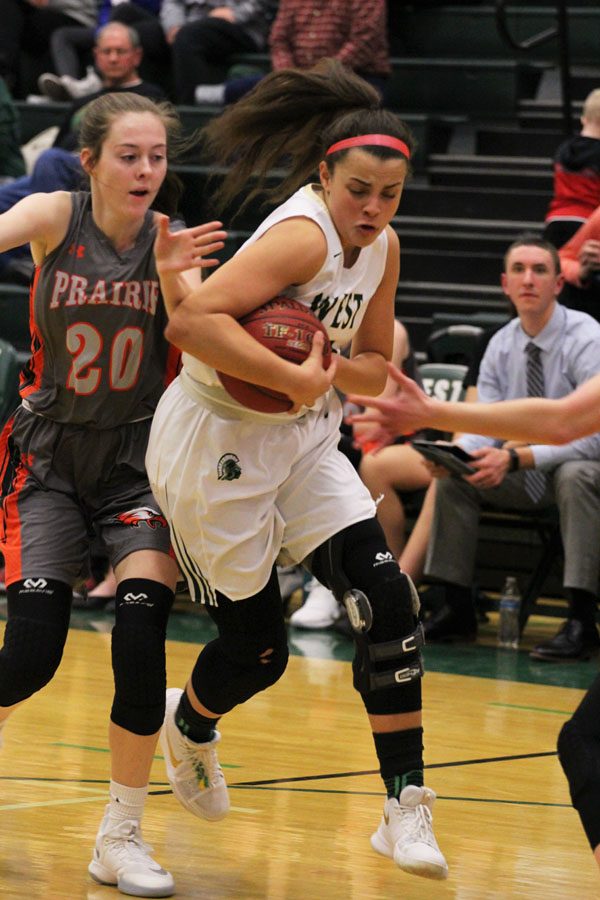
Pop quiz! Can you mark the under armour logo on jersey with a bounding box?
[115,507,168,529]
[373,551,395,567]
[217,453,241,481]
[123,592,152,606]
[67,242,85,258]
[23,578,48,590]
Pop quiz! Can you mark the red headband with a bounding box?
[325,134,411,159]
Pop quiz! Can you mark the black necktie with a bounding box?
[523,342,547,502]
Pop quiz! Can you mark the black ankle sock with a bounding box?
[175,690,220,743]
[569,590,598,635]
[373,727,424,799]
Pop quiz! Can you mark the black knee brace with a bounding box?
[110,578,174,736]
[0,579,71,706]
[190,568,289,715]
[311,518,423,716]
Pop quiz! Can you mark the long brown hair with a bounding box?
[77,91,188,216]
[200,59,415,216]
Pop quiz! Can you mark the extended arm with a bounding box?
[347,364,600,445]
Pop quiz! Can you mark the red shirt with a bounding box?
[269,0,391,78]
[559,205,600,287]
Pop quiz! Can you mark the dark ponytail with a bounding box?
[200,59,414,215]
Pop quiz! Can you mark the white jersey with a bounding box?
[147,183,389,600]
[181,183,388,420]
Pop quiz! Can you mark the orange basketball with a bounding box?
[217,297,332,412]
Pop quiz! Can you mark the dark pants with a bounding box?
[50,6,169,83]
[0,0,79,89]
[172,18,258,104]
[224,71,388,106]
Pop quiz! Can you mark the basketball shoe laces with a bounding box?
[102,818,158,866]
[395,796,437,847]
[179,733,221,792]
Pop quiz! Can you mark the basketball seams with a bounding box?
[217,296,332,412]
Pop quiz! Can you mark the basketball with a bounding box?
[217,297,332,412]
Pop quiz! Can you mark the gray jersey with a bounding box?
[21,192,179,429]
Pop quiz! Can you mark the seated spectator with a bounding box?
[558,205,600,320]
[1,0,98,98]
[52,22,167,152]
[290,320,427,630]
[0,75,26,181]
[419,235,600,662]
[38,1,167,101]
[544,88,600,250]
[0,22,167,282]
[358,323,432,561]
[195,0,391,106]
[160,0,275,105]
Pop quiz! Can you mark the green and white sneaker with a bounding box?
[88,807,174,897]
[370,785,448,880]
[160,688,230,821]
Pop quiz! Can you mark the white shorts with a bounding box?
[146,376,376,602]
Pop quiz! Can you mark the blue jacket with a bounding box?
[98,0,162,27]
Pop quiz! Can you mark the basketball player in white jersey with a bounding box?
[146,59,449,883]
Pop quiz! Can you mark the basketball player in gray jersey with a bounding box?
[0,92,226,897]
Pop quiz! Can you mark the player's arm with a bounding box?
[333,225,398,397]
[164,216,334,404]
[348,365,600,445]
[0,191,72,263]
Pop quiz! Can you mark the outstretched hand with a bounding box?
[154,214,227,275]
[346,362,433,449]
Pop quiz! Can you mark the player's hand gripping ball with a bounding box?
[217,297,332,412]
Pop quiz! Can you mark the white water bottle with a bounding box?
[498,576,521,649]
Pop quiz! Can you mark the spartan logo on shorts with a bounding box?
[217,453,241,481]
[115,507,168,528]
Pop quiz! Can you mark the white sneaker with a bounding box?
[370,786,448,880]
[289,578,342,629]
[160,688,230,821]
[88,806,175,897]
[38,72,70,102]
[194,83,225,105]
[62,65,102,99]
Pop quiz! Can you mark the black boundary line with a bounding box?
[230,749,558,787]
[1,750,558,795]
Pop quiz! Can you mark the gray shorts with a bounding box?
[0,407,171,587]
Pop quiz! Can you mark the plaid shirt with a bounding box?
[270,0,390,77]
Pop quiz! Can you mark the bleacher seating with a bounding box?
[5,5,595,612]
[0,284,30,363]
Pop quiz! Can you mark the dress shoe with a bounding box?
[423,603,477,642]
[530,618,600,662]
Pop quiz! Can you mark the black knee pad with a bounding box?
[0,579,71,706]
[110,579,174,735]
[190,571,289,715]
[312,519,422,716]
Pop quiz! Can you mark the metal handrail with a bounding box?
[495,0,573,134]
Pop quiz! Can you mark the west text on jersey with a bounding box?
[312,291,364,330]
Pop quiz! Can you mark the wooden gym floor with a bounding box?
[0,596,598,899]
